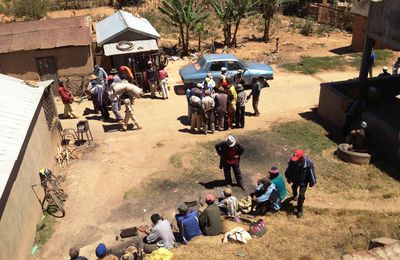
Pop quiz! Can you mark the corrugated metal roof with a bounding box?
[0,74,47,201]
[0,16,91,54]
[96,10,160,46]
[103,39,159,56]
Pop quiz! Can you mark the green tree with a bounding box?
[208,0,258,47]
[0,0,49,21]
[159,0,208,56]
[259,0,298,41]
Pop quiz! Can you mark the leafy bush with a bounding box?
[0,0,50,21]
[300,18,314,36]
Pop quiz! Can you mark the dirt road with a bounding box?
[38,63,360,259]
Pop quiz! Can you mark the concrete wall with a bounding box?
[0,106,60,260]
[317,83,351,128]
[0,46,94,80]
[351,15,388,51]
[318,76,400,161]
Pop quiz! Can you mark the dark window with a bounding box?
[227,61,243,71]
[42,87,57,130]
[209,61,225,71]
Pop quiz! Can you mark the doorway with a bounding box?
[36,56,59,93]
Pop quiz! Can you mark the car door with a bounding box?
[208,61,226,80]
[226,61,244,82]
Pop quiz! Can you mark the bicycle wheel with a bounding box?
[67,81,81,97]
[47,190,65,218]
[48,176,66,198]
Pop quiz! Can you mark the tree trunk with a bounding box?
[179,25,185,50]
[183,24,190,56]
[231,19,241,48]
[263,16,271,42]
[197,34,201,51]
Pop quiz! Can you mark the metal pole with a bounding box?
[358,1,378,97]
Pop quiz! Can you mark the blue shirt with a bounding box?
[255,183,281,210]
[251,81,261,97]
[176,211,202,243]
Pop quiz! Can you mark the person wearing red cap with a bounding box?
[284,149,316,218]
[215,135,245,190]
[120,65,134,82]
[199,194,222,236]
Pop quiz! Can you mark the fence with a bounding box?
[312,3,353,31]
[49,0,110,10]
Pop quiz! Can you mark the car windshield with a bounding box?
[194,57,207,71]
[238,59,249,68]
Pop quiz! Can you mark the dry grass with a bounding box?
[171,208,400,259]
[118,119,400,258]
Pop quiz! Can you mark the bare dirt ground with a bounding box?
[29,6,400,259]
[37,60,376,259]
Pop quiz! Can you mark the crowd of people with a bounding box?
[58,62,170,131]
[186,67,267,134]
[68,135,316,260]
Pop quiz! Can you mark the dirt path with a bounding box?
[38,63,363,259]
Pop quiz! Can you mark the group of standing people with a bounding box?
[186,68,265,134]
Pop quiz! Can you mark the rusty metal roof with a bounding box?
[0,16,91,54]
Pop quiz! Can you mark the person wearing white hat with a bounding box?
[215,135,245,190]
[220,67,228,83]
[234,69,245,85]
[378,66,391,77]
[349,121,367,150]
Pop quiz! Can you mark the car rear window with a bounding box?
[194,57,207,71]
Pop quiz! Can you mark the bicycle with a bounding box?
[64,75,90,104]
[37,168,66,218]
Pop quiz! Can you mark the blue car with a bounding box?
[179,54,273,88]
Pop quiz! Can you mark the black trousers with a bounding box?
[292,184,307,212]
[223,164,243,187]
[235,106,245,128]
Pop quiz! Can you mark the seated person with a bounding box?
[138,213,175,253]
[349,121,367,150]
[95,243,118,260]
[217,187,239,216]
[251,178,281,215]
[175,204,202,244]
[69,247,88,260]
[199,194,222,236]
[268,166,287,201]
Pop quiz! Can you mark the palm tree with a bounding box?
[159,0,208,56]
[259,0,298,41]
[209,0,258,47]
[208,0,258,47]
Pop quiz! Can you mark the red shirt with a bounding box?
[58,86,73,104]
[226,146,239,165]
[158,69,168,80]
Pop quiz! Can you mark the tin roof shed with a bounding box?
[0,74,49,201]
[96,10,160,46]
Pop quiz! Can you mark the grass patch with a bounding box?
[34,214,56,246]
[280,50,393,74]
[169,153,183,169]
[172,208,400,259]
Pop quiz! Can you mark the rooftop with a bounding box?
[350,0,370,17]
[96,10,160,46]
[0,16,91,54]
[202,54,238,61]
[0,74,47,202]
